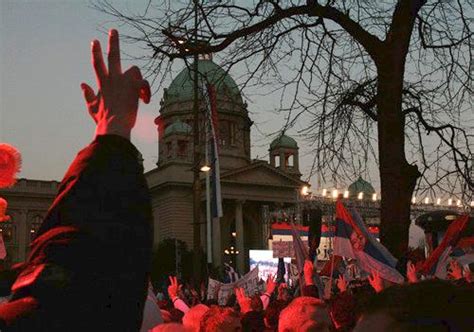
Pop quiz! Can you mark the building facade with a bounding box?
[0,179,60,267]
[146,59,308,273]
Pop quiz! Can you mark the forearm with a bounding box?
[172,297,190,314]
[260,293,271,310]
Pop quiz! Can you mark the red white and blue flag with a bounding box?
[205,84,223,218]
[419,215,470,278]
[333,201,404,284]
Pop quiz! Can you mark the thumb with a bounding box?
[80,83,96,103]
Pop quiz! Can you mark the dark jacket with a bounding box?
[0,135,153,331]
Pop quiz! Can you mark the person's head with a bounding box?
[264,300,288,330]
[278,297,332,332]
[328,292,357,331]
[200,305,241,332]
[151,322,186,332]
[168,307,184,323]
[241,310,265,332]
[354,279,474,332]
[182,304,209,332]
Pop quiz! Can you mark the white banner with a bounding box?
[207,267,260,305]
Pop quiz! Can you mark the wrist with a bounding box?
[95,119,131,140]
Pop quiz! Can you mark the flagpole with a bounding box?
[205,103,212,264]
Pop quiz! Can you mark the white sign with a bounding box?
[207,267,260,305]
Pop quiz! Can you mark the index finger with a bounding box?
[107,29,122,75]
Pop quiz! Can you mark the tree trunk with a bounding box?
[377,54,420,259]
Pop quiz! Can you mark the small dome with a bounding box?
[164,121,191,137]
[348,176,375,198]
[270,135,298,150]
[165,60,242,104]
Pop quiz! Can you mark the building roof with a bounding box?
[164,60,242,104]
[348,176,375,197]
[164,120,191,137]
[270,135,298,150]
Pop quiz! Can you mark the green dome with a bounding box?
[164,121,191,137]
[270,135,298,149]
[164,60,242,104]
[348,176,375,198]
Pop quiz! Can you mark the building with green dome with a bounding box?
[348,176,376,200]
[145,59,309,272]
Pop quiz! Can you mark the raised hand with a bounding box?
[265,273,277,295]
[368,270,383,293]
[167,276,182,300]
[448,260,463,280]
[407,261,418,283]
[81,29,151,140]
[463,266,472,283]
[235,287,252,314]
[304,260,314,285]
[336,274,348,293]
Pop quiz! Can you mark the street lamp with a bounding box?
[301,186,310,196]
[200,164,211,172]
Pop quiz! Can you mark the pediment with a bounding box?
[221,161,307,188]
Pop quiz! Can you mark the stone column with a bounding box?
[212,217,222,267]
[279,151,286,170]
[235,200,244,274]
[17,210,28,262]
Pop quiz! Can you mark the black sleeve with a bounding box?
[9,135,153,331]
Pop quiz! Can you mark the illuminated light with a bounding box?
[358,192,364,200]
[231,232,236,237]
[343,190,349,199]
[301,186,310,196]
[448,198,452,206]
[456,200,461,207]
[230,246,234,250]
[332,189,338,199]
[200,165,211,172]
[230,250,234,254]
[322,189,327,197]
[424,197,430,204]
[177,39,185,44]
[471,201,474,207]
[224,249,229,254]
[372,193,377,201]
[412,197,416,204]
[436,198,441,205]
[30,229,35,233]
[235,250,239,254]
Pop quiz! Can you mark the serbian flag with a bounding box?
[334,201,404,283]
[205,84,223,218]
[419,215,469,277]
[290,223,324,298]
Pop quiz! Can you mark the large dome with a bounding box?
[270,134,298,150]
[164,60,242,104]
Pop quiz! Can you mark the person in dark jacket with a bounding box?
[0,29,152,331]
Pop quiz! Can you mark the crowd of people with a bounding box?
[142,259,473,332]
[0,29,472,331]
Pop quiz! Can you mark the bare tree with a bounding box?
[93,0,473,258]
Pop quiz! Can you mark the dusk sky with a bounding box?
[0,0,379,193]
